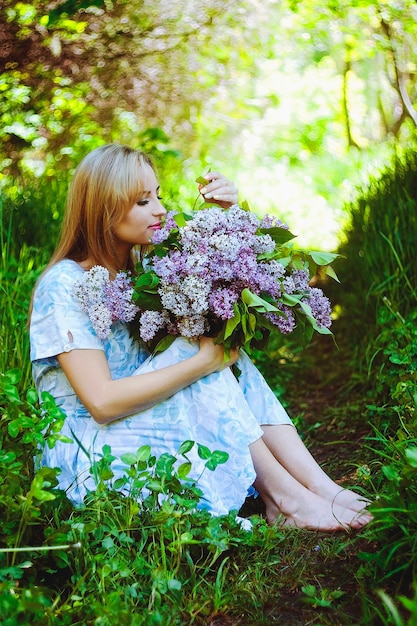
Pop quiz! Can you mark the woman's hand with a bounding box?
[197,336,239,372]
[198,171,238,209]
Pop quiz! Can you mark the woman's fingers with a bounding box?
[198,171,238,208]
[198,336,239,370]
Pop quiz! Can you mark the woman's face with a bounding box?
[113,164,167,254]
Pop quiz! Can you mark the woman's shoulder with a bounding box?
[37,259,84,292]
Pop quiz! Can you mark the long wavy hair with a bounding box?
[47,143,154,276]
[28,144,155,319]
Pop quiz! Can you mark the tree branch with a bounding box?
[379,16,417,127]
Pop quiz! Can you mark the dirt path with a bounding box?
[283,333,374,482]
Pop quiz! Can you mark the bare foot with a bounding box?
[265,490,371,532]
[307,480,372,517]
[329,487,372,516]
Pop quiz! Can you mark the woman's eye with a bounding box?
[137,200,149,206]
[157,196,163,200]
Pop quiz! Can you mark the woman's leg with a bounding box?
[249,437,370,531]
[260,424,371,515]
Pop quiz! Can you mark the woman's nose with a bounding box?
[156,200,167,215]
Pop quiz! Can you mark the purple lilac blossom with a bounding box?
[265,307,296,334]
[89,304,113,340]
[209,287,239,320]
[260,214,289,230]
[291,269,310,290]
[151,211,179,244]
[73,266,140,340]
[305,287,332,328]
[104,273,139,322]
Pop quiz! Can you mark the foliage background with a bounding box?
[2,0,417,248]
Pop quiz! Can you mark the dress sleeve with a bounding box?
[30,263,104,361]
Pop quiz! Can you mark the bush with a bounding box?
[330,150,417,350]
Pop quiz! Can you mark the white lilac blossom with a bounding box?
[73,266,139,340]
[140,310,171,342]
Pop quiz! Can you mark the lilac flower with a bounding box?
[140,310,170,342]
[305,287,332,329]
[73,266,139,340]
[153,251,185,284]
[104,273,139,322]
[292,270,310,291]
[209,287,239,320]
[151,211,179,244]
[265,308,296,334]
[89,304,113,340]
[177,315,207,338]
[159,275,210,319]
[260,214,289,230]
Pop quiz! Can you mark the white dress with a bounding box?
[30,260,293,515]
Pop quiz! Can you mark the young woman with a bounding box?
[30,144,372,531]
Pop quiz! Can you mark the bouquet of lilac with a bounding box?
[132,202,338,355]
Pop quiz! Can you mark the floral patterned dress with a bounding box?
[30,259,293,515]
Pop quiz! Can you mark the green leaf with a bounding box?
[241,288,277,312]
[324,265,340,283]
[32,488,56,501]
[168,578,182,591]
[224,307,241,340]
[173,212,187,228]
[2,384,20,402]
[134,272,160,292]
[135,294,162,310]
[248,312,257,333]
[177,440,194,455]
[177,462,192,478]
[26,388,39,405]
[102,536,114,550]
[197,443,211,460]
[4,369,21,385]
[382,464,401,482]
[260,226,296,244]
[136,445,152,462]
[309,251,339,265]
[156,453,176,476]
[405,447,417,468]
[147,480,162,492]
[282,293,302,307]
[210,450,229,465]
[7,421,20,438]
[121,452,139,466]
[152,335,176,354]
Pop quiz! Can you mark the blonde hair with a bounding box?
[48,143,154,276]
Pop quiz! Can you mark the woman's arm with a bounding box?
[57,337,238,424]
